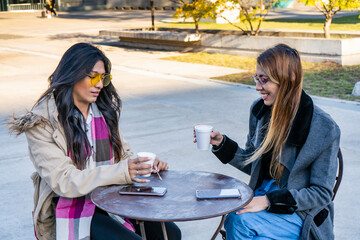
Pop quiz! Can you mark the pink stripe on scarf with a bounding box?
[93,117,109,140]
[67,199,76,240]
[68,218,75,240]
[124,218,136,232]
[56,199,95,218]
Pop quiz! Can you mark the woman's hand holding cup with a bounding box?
[128,157,152,183]
[210,131,224,147]
[193,128,224,147]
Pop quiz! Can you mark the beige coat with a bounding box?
[9,94,134,239]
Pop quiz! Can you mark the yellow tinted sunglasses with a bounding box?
[87,73,112,87]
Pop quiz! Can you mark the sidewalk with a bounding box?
[0,10,359,240]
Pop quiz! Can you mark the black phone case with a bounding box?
[119,186,167,196]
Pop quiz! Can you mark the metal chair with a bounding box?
[219,148,344,240]
[332,148,343,201]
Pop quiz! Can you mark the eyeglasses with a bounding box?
[253,75,271,85]
[87,73,112,87]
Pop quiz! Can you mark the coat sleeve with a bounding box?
[266,124,340,214]
[212,103,258,175]
[25,122,133,198]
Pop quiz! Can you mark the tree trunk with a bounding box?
[247,16,254,35]
[254,20,263,36]
[195,19,199,34]
[150,0,155,30]
[324,16,332,39]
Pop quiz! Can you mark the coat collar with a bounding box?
[251,90,314,147]
[287,91,314,146]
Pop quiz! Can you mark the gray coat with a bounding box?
[213,92,340,240]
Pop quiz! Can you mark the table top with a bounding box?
[91,170,253,222]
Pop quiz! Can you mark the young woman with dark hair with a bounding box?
[195,44,340,239]
[9,43,181,240]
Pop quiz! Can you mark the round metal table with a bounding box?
[91,170,253,240]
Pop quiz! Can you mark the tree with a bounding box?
[299,0,360,38]
[150,0,155,30]
[215,0,281,36]
[173,0,217,34]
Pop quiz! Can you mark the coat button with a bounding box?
[288,207,295,213]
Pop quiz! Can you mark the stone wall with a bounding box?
[59,0,107,10]
[100,28,360,66]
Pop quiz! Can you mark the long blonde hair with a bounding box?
[246,44,303,183]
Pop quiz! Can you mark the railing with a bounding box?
[8,3,44,11]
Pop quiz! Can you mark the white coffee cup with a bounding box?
[194,125,214,150]
[137,152,156,177]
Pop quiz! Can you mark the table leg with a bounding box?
[139,221,147,240]
[161,222,168,240]
[211,215,226,240]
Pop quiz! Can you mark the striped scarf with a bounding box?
[55,103,134,240]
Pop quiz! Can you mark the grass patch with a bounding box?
[160,15,360,32]
[162,53,360,102]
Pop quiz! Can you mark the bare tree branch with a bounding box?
[315,1,328,15]
[333,7,341,16]
[219,14,246,32]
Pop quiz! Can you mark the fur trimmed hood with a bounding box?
[8,94,56,136]
[8,112,49,136]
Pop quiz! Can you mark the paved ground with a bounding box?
[0,10,359,240]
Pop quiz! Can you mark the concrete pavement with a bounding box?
[0,10,359,240]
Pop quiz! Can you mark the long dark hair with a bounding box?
[35,43,123,169]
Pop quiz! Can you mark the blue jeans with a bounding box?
[224,179,303,240]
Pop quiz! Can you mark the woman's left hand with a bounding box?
[236,196,269,214]
[152,157,169,172]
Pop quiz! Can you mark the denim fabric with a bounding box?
[224,179,303,240]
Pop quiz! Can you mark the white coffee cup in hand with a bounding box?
[137,152,156,177]
[194,125,214,150]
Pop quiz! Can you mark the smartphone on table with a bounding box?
[119,186,167,196]
[196,189,241,199]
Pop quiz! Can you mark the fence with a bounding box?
[7,1,45,11]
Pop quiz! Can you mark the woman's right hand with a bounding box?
[193,129,224,147]
[210,131,224,147]
[128,157,152,183]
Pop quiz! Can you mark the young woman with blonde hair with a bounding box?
[202,44,340,239]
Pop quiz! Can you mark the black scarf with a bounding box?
[252,90,314,184]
